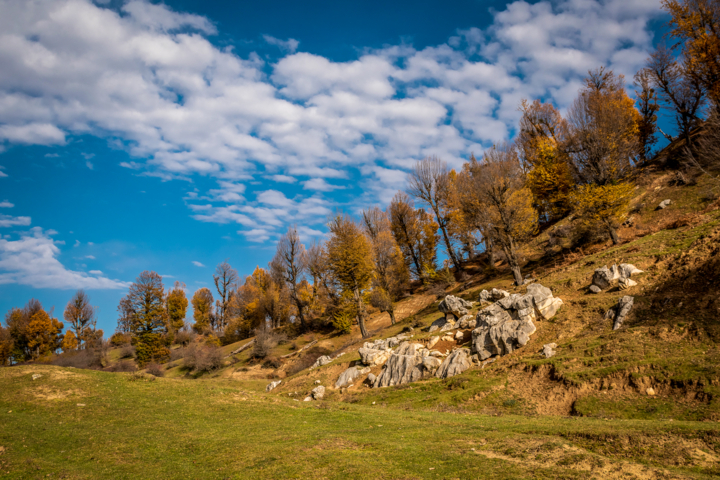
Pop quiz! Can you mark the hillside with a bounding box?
[3,164,720,479]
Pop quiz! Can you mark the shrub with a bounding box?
[146,362,164,377]
[169,347,186,361]
[252,328,283,359]
[118,345,135,359]
[204,334,221,347]
[174,330,193,346]
[110,332,132,347]
[183,343,224,373]
[133,333,170,367]
[331,309,353,335]
[52,349,105,370]
[104,359,137,373]
[262,356,283,369]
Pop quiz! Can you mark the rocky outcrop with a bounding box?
[358,347,391,367]
[606,296,634,330]
[311,385,325,400]
[266,380,281,392]
[458,314,477,329]
[471,283,563,360]
[591,264,643,291]
[478,288,509,303]
[335,367,361,388]
[438,295,474,320]
[373,342,431,388]
[435,348,472,379]
[310,355,332,369]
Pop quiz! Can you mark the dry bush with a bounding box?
[104,359,137,373]
[183,343,224,373]
[145,362,164,377]
[174,330,194,346]
[169,347,185,361]
[52,349,105,370]
[252,328,286,359]
[571,220,612,247]
[262,356,283,369]
[118,345,135,359]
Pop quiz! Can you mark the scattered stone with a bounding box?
[440,320,459,332]
[430,350,444,357]
[76,403,86,407]
[591,264,644,291]
[266,380,282,392]
[606,295,634,330]
[441,335,455,342]
[311,385,325,400]
[618,278,637,290]
[658,199,672,209]
[455,331,464,341]
[589,285,602,294]
[646,387,656,396]
[436,348,472,379]
[427,336,440,349]
[366,373,376,384]
[359,367,371,375]
[314,380,321,384]
[428,325,440,333]
[478,290,491,302]
[358,347,391,367]
[310,355,332,369]
[336,367,361,389]
[438,295,474,321]
[457,314,476,329]
[303,396,312,402]
[31,374,42,381]
[373,342,430,388]
[490,288,510,300]
[542,343,557,358]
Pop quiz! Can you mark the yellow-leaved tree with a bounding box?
[191,287,215,334]
[326,213,375,338]
[570,183,635,244]
[61,330,78,352]
[166,282,189,335]
[26,309,64,361]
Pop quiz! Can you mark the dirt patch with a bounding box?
[30,385,85,401]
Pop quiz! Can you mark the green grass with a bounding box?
[1,366,720,479]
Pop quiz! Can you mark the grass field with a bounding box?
[1,365,720,479]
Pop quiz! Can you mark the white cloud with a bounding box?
[85,255,95,259]
[0,0,663,239]
[0,227,128,289]
[89,269,102,275]
[0,214,31,227]
[73,239,80,247]
[192,260,205,267]
[0,201,13,208]
[86,161,94,170]
[263,35,299,53]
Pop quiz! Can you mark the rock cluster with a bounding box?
[478,288,510,303]
[435,348,472,379]
[357,334,411,367]
[606,295,634,330]
[310,355,333,369]
[472,283,563,360]
[590,264,643,292]
[438,295,474,321]
[372,342,432,388]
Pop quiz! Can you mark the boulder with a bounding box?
[478,290,491,303]
[438,295,474,320]
[542,343,557,358]
[618,278,637,290]
[435,348,472,379]
[266,380,282,392]
[311,385,325,400]
[490,288,510,300]
[335,367,361,389]
[373,342,429,388]
[440,320,458,332]
[589,285,602,294]
[592,266,616,290]
[310,355,332,369]
[422,355,443,375]
[366,373,376,384]
[658,199,672,209]
[358,347,391,367]
[457,314,476,329]
[303,396,312,401]
[592,264,644,291]
[427,336,440,349]
[606,296,634,330]
[454,331,464,341]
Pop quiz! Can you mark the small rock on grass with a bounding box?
[589,285,601,294]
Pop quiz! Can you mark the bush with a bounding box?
[133,333,170,367]
[118,345,135,359]
[204,334,221,347]
[110,332,132,347]
[262,356,283,369]
[183,343,224,373]
[169,347,186,361]
[174,330,194,346]
[52,349,105,370]
[146,362,164,377]
[104,359,137,373]
[252,328,284,359]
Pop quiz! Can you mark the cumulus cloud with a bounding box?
[0,227,128,289]
[0,200,13,208]
[0,0,663,240]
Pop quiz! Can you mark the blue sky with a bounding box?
[0,0,668,334]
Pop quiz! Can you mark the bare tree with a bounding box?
[63,290,96,350]
[362,206,390,241]
[407,155,461,270]
[272,226,309,331]
[213,261,238,331]
[388,192,423,277]
[305,240,337,305]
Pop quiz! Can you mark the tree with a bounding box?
[271,227,309,331]
[455,155,498,266]
[124,271,169,366]
[408,156,461,270]
[388,192,438,282]
[517,99,575,220]
[663,0,720,110]
[5,299,48,363]
[26,309,64,361]
[166,282,189,334]
[474,143,538,286]
[116,295,134,334]
[61,330,78,352]
[305,239,337,306]
[191,288,215,334]
[0,325,12,366]
[634,69,661,164]
[213,261,238,330]
[570,183,634,244]
[326,214,375,338]
[63,290,96,350]
[566,67,641,185]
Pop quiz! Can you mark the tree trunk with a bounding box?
[607,222,620,245]
[293,294,307,332]
[388,307,396,326]
[354,288,369,338]
[503,243,524,286]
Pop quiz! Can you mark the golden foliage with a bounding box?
[191,287,214,334]
[570,182,634,244]
[166,283,189,333]
[26,310,64,361]
[61,330,78,352]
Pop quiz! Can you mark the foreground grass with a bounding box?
[1,366,720,479]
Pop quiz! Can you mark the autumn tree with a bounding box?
[213,261,238,330]
[0,325,12,365]
[191,287,215,334]
[566,68,641,185]
[408,156,461,270]
[474,143,538,286]
[634,69,661,163]
[570,183,635,244]
[305,239,338,307]
[123,271,169,366]
[327,214,375,338]
[517,99,575,220]
[26,309,64,361]
[63,290,96,350]
[61,330,78,352]
[271,227,309,331]
[166,281,189,335]
[388,192,438,282]
[663,0,720,110]
[228,267,290,339]
[5,299,49,363]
